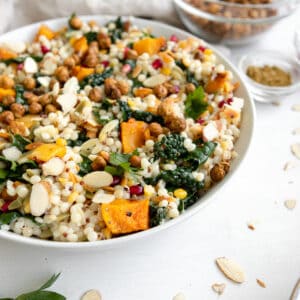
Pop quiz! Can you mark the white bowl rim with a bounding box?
[0,15,255,249]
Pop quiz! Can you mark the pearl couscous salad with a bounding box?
[0,16,244,242]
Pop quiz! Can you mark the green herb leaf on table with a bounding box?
[37,273,61,291]
[184,86,207,120]
[16,290,65,300]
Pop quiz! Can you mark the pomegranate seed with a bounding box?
[101,60,109,68]
[129,185,144,196]
[1,201,12,212]
[41,45,50,54]
[198,46,206,52]
[17,63,24,70]
[196,118,205,124]
[227,97,233,105]
[152,59,163,69]
[170,34,179,42]
[111,176,121,186]
[218,100,226,108]
[122,64,131,74]
[124,47,130,59]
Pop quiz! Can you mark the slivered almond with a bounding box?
[292,104,300,112]
[256,279,266,288]
[292,128,300,135]
[143,74,168,88]
[30,181,50,216]
[132,65,142,78]
[81,289,102,300]
[283,161,297,171]
[83,171,113,189]
[211,283,226,295]
[42,157,65,176]
[215,257,245,283]
[247,223,255,230]
[284,199,297,210]
[98,119,119,142]
[291,144,300,159]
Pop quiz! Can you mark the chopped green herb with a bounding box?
[67,131,88,147]
[93,106,113,125]
[185,86,207,119]
[84,31,98,44]
[12,134,31,151]
[14,84,26,105]
[186,70,200,87]
[78,155,93,176]
[150,204,167,227]
[0,211,21,225]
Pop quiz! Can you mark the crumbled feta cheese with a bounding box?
[57,94,77,113]
[203,122,219,142]
[2,146,22,161]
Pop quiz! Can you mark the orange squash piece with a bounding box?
[72,66,94,81]
[0,48,17,60]
[72,36,88,55]
[0,88,16,100]
[121,119,148,154]
[101,199,149,234]
[133,37,166,56]
[28,143,66,162]
[133,87,153,98]
[35,24,55,41]
[205,73,229,94]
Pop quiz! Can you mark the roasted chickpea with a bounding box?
[2,95,15,106]
[99,151,110,162]
[29,102,43,114]
[83,53,98,68]
[117,80,129,95]
[91,156,107,171]
[10,103,25,118]
[23,77,36,90]
[97,32,111,49]
[45,104,57,114]
[149,122,163,137]
[27,94,39,105]
[153,84,168,99]
[130,155,142,168]
[89,87,102,102]
[39,94,52,106]
[69,15,83,30]
[0,111,14,124]
[0,75,14,89]
[55,66,69,83]
[185,83,196,93]
[210,164,226,182]
[63,56,76,68]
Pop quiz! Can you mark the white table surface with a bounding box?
[1,11,300,300]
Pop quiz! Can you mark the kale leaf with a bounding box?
[93,106,113,125]
[119,101,164,124]
[153,133,188,161]
[12,134,31,151]
[84,31,98,44]
[107,17,124,43]
[67,131,88,147]
[185,86,207,119]
[15,84,26,105]
[150,204,167,227]
[186,70,200,87]
[79,68,113,88]
[0,211,21,225]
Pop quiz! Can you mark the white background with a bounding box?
[0,10,300,300]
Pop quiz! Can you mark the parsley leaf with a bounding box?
[105,152,138,176]
[184,86,207,120]
[78,155,92,176]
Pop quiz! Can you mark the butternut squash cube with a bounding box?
[121,119,148,154]
[28,143,66,162]
[101,199,149,234]
[35,24,55,41]
[133,37,166,56]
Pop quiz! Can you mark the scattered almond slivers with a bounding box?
[283,161,297,171]
[292,128,300,135]
[81,289,102,300]
[211,283,226,295]
[247,223,255,230]
[215,257,245,283]
[291,104,300,112]
[291,144,300,160]
[256,279,266,288]
[284,199,297,210]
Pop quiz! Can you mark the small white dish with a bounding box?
[238,50,300,103]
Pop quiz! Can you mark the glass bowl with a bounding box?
[238,50,300,103]
[174,0,299,45]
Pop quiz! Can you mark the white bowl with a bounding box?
[0,16,255,250]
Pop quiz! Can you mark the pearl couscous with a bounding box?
[0,15,244,242]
